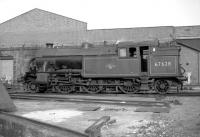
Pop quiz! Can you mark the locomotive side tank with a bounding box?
[23,41,186,94]
[149,46,180,76]
[83,56,140,77]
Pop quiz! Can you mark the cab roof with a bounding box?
[117,40,160,47]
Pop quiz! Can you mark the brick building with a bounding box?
[0,8,87,84]
[0,8,200,85]
[173,26,200,85]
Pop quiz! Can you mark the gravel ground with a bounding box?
[13,95,200,137]
[102,96,200,137]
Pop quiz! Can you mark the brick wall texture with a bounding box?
[175,26,200,38]
[0,26,174,47]
[179,46,199,84]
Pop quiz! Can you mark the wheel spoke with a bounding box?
[56,85,74,93]
[82,85,102,94]
[27,82,39,93]
[118,83,139,94]
[154,80,169,94]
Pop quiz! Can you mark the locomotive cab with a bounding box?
[117,41,150,76]
[117,41,186,93]
[118,41,183,76]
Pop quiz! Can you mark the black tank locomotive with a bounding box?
[23,41,186,94]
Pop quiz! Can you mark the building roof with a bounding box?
[0,8,87,25]
[0,8,87,33]
[176,38,200,52]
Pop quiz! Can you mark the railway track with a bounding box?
[9,89,200,97]
[10,93,169,107]
[129,92,200,97]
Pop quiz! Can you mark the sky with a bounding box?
[0,0,200,29]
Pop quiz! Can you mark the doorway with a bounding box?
[0,58,13,84]
[140,46,149,73]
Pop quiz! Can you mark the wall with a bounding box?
[179,46,199,85]
[86,26,174,44]
[0,26,175,48]
[0,8,87,47]
[0,31,86,47]
[197,52,200,85]
[175,26,200,38]
[0,48,38,83]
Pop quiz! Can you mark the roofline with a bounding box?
[175,25,200,28]
[176,41,199,52]
[34,8,87,24]
[0,8,87,26]
[87,25,200,31]
[176,37,200,40]
[117,40,160,47]
[176,38,200,52]
[0,10,32,26]
[87,25,174,31]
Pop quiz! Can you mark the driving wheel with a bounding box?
[154,80,169,94]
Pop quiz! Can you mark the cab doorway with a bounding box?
[140,46,149,73]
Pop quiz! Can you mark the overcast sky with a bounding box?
[0,0,200,29]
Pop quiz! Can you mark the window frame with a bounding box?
[118,48,127,58]
[118,47,137,58]
[128,47,137,58]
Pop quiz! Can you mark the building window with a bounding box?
[129,47,137,58]
[119,48,127,57]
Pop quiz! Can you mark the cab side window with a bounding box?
[129,47,137,58]
[119,47,137,58]
[119,48,127,57]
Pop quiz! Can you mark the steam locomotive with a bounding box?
[23,41,186,94]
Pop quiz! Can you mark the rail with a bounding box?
[10,94,169,107]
